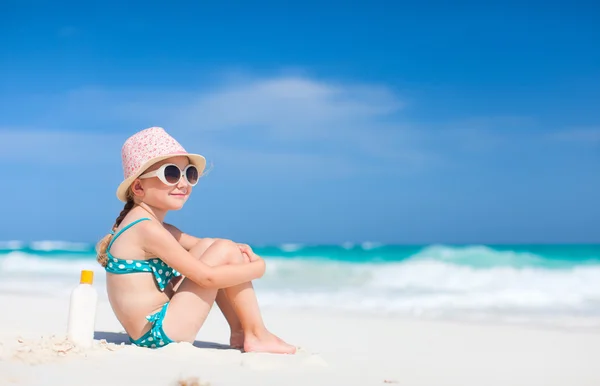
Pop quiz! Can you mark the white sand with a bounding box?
[1,293,600,386]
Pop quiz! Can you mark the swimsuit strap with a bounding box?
[107,217,151,252]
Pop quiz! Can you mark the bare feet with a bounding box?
[243,331,296,354]
[230,330,244,349]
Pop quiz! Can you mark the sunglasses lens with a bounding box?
[186,166,199,185]
[163,165,182,184]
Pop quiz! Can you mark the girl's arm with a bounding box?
[163,222,251,255]
[163,222,209,250]
[142,221,265,289]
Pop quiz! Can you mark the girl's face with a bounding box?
[131,156,195,211]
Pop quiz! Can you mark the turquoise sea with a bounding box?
[1,241,599,328]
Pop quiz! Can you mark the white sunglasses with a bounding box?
[139,164,199,186]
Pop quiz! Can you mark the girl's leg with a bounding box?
[186,238,244,347]
[215,290,244,348]
[162,239,295,354]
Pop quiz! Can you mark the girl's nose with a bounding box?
[176,176,189,189]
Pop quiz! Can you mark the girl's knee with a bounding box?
[190,238,217,259]
[210,239,243,264]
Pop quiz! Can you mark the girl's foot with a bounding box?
[230,330,244,349]
[243,330,296,354]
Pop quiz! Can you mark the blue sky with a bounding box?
[0,1,598,244]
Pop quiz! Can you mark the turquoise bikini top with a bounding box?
[105,217,181,291]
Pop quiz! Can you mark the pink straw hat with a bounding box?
[116,127,206,202]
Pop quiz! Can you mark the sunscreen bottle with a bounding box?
[67,269,98,348]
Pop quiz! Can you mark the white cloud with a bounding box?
[14,73,591,180]
[199,143,362,179]
[172,77,402,137]
[2,75,432,177]
[548,128,600,143]
[164,76,429,174]
[5,74,598,180]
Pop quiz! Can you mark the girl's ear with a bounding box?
[131,179,144,198]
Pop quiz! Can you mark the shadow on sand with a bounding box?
[94,331,233,350]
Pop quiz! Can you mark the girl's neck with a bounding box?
[137,202,167,223]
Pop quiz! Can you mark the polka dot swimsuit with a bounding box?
[105,217,181,348]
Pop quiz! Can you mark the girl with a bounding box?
[95,126,295,354]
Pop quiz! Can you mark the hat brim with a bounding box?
[116,153,207,202]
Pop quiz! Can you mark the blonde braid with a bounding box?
[96,196,135,267]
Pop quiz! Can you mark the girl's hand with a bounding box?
[242,252,251,263]
[238,243,260,262]
[237,243,251,254]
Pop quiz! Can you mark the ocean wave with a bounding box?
[278,243,304,252]
[341,242,355,250]
[254,258,600,324]
[360,241,383,250]
[1,242,599,267]
[0,252,100,275]
[1,251,600,326]
[408,244,552,268]
[261,257,600,320]
[29,240,91,252]
[263,257,600,297]
[0,240,24,250]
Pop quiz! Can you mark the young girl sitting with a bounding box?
[95,126,295,354]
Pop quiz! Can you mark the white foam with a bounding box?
[279,243,304,252]
[260,257,600,316]
[0,252,108,300]
[341,242,355,250]
[410,244,550,267]
[0,252,100,275]
[0,240,24,250]
[2,252,600,326]
[361,241,383,250]
[29,240,91,252]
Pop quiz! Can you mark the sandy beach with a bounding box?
[0,293,598,386]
